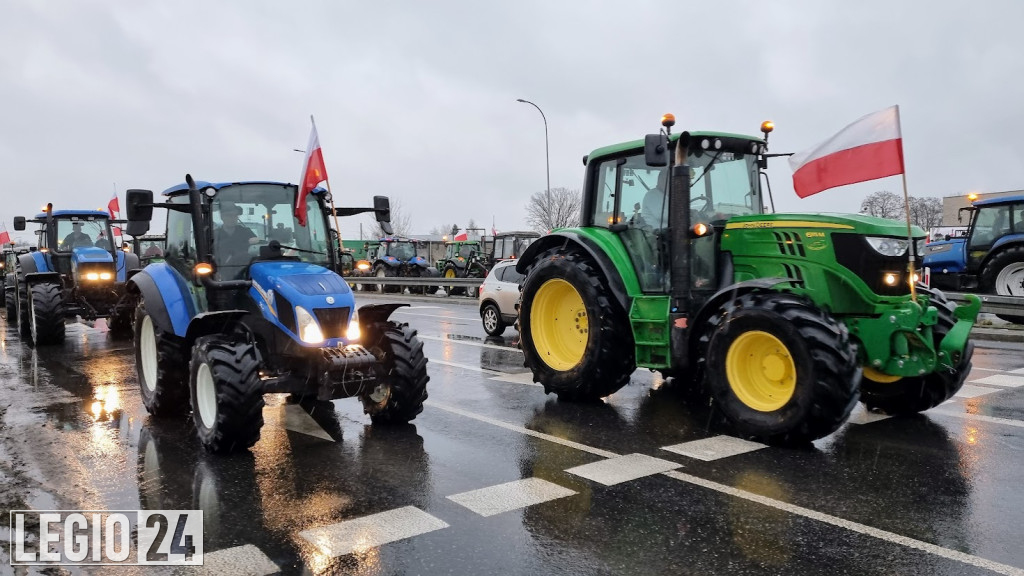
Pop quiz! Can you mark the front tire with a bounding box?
[28,282,66,346]
[442,265,464,296]
[361,322,429,424]
[189,337,265,453]
[481,303,506,336]
[136,303,190,416]
[519,247,635,401]
[860,288,975,414]
[700,291,859,445]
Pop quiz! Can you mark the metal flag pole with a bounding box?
[310,115,343,254]
[895,105,917,303]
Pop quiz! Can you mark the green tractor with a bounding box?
[515,116,981,444]
[437,240,487,297]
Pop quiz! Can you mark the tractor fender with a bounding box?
[17,251,48,275]
[688,277,799,348]
[357,303,409,327]
[980,234,1024,271]
[24,271,61,286]
[185,311,250,352]
[516,232,630,312]
[127,264,196,337]
[117,250,142,283]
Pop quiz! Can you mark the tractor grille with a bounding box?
[833,234,914,296]
[314,307,351,339]
[772,231,806,257]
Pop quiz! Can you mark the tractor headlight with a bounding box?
[85,272,99,281]
[865,237,910,257]
[915,239,926,255]
[883,272,899,286]
[356,261,370,271]
[346,310,360,341]
[295,306,324,344]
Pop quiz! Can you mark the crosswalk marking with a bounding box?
[299,506,449,558]
[190,544,278,576]
[1011,368,1024,375]
[419,333,522,352]
[930,407,1024,429]
[970,374,1024,388]
[489,371,542,387]
[565,453,680,486]
[429,359,506,375]
[447,477,576,517]
[281,404,336,442]
[846,409,893,425]
[661,435,767,461]
[955,384,1002,399]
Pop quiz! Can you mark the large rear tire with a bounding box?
[136,303,190,416]
[361,322,429,424]
[981,246,1024,323]
[519,247,635,401]
[16,281,30,337]
[700,291,860,445]
[28,282,66,346]
[189,336,265,453]
[860,288,974,415]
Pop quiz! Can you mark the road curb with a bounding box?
[969,327,1024,343]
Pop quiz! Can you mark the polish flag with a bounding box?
[107,192,120,218]
[297,116,329,227]
[789,105,905,198]
[0,228,9,245]
[453,232,468,242]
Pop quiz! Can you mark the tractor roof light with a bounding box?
[661,113,676,128]
[967,192,979,201]
[761,120,775,135]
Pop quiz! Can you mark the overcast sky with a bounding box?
[2,0,1023,242]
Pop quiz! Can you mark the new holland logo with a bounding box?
[326,296,335,304]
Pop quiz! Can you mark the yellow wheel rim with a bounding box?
[445,269,456,278]
[862,366,902,383]
[725,331,796,412]
[530,278,588,371]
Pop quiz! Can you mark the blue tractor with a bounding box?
[370,237,440,294]
[11,207,140,345]
[123,176,429,453]
[924,194,1024,322]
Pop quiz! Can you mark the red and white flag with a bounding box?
[453,231,468,242]
[107,192,120,218]
[0,224,10,245]
[297,116,329,227]
[789,105,905,198]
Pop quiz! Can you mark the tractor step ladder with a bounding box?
[629,296,671,369]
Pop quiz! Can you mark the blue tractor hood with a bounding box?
[72,246,114,264]
[922,237,967,273]
[249,261,353,308]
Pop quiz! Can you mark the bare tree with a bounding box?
[369,197,411,238]
[526,187,581,233]
[908,196,943,229]
[429,223,457,237]
[860,191,905,220]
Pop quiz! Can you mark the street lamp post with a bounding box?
[516,99,551,207]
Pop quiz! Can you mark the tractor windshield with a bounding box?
[389,242,416,260]
[55,218,113,252]
[210,184,330,278]
[687,149,762,222]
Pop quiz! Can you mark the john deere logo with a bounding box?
[807,240,828,251]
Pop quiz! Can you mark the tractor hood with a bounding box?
[725,213,926,238]
[72,246,114,264]
[248,261,353,310]
[409,256,430,267]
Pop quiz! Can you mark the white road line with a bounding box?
[299,506,449,558]
[661,436,767,461]
[970,374,1024,388]
[427,400,1024,575]
[660,470,1024,576]
[420,334,523,353]
[191,544,279,576]
[489,372,542,387]
[447,477,576,517]
[1012,368,1024,375]
[426,401,618,458]
[429,359,506,376]
[566,453,680,486]
[929,408,1024,429]
[955,384,1003,399]
[282,405,336,442]
[846,410,892,425]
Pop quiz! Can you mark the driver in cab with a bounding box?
[215,201,259,266]
[62,222,93,249]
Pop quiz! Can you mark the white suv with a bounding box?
[478,260,524,336]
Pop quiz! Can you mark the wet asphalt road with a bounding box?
[1,294,1024,575]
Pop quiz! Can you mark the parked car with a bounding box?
[478,260,524,336]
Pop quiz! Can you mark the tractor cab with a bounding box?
[487,231,540,264]
[15,209,126,283]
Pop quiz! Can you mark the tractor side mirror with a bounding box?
[644,134,669,167]
[13,216,25,231]
[373,195,393,235]
[125,189,154,237]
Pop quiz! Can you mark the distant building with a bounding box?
[942,189,1024,226]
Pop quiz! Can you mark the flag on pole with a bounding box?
[788,105,904,198]
[0,224,10,245]
[453,231,468,242]
[297,116,329,227]
[107,192,120,218]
